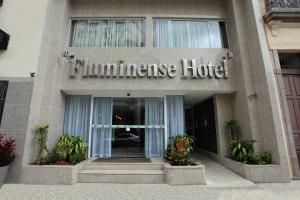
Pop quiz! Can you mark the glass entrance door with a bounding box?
[112,98,145,157]
[90,97,165,158]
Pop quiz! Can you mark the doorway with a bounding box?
[283,75,300,165]
[90,97,165,158]
[279,53,300,167]
[111,98,145,157]
[185,97,217,154]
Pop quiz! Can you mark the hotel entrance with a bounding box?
[89,97,165,158]
[111,98,145,157]
[63,94,185,158]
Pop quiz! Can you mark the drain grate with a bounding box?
[93,157,151,163]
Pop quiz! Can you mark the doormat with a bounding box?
[93,157,151,163]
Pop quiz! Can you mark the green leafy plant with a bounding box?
[54,134,87,165]
[165,135,198,166]
[246,151,272,165]
[259,151,272,164]
[0,132,16,167]
[34,124,49,165]
[229,139,272,165]
[229,139,255,162]
[225,120,239,140]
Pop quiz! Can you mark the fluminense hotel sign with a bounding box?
[65,52,232,79]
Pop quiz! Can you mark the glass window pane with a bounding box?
[70,18,145,47]
[153,20,170,48]
[153,19,226,48]
[189,21,210,48]
[112,98,145,125]
[207,21,222,48]
[171,21,190,48]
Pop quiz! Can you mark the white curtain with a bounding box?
[153,19,223,48]
[91,97,113,157]
[207,21,223,48]
[63,95,91,144]
[153,20,170,48]
[144,98,165,158]
[166,95,185,139]
[71,19,144,47]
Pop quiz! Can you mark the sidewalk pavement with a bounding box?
[1,181,300,200]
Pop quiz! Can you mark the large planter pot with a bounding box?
[164,163,206,185]
[220,157,290,183]
[0,165,9,185]
[19,161,86,185]
[20,165,77,185]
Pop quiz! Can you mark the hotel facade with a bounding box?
[0,0,299,184]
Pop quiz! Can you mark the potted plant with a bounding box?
[0,132,16,185]
[34,124,49,165]
[165,135,197,166]
[54,134,87,165]
[228,139,272,165]
[164,135,206,185]
[225,120,239,140]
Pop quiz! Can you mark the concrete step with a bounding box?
[77,169,165,184]
[82,163,164,170]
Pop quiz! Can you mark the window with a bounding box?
[0,81,8,125]
[70,19,145,47]
[153,19,228,48]
[0,29,10,50]
[279,53,300,70]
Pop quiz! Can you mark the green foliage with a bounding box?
[54,134,87,165]
[225,120,239,130]
[185,158,198,166]
[260,151,272,164]
[246,151,272,165]
[34,124,49,165]
[165,135,198,166]
[45,150,59,164]
[225,120,239,140]
[229,139,272,165]
[229,139,255,162]
[35,124,49,134]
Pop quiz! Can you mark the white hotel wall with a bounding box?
[0,0,48,77]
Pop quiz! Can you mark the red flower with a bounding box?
[176,138,186,153]
[0,133,16,167]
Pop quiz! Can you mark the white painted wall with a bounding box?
[0,0,48,77]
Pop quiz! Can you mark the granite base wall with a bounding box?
[0,78,34,183]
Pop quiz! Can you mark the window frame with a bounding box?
[68,17,147,48]
[152,18,229,49]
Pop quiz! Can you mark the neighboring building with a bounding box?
[0,0,48,181]
[262,0,300,178]
[0,0,295,184]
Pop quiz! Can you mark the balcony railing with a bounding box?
[264,0,300,23]
[265,0,300,11]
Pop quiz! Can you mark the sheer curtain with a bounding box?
[63,95,91,144]
[172,21,190,48]
[166,95,185,139]
[153,19,223,48]
[144,98,165,158]
[91,97,113,157]
[153,20,170,48]
[71,19,144,47]
[207,21,223,48]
